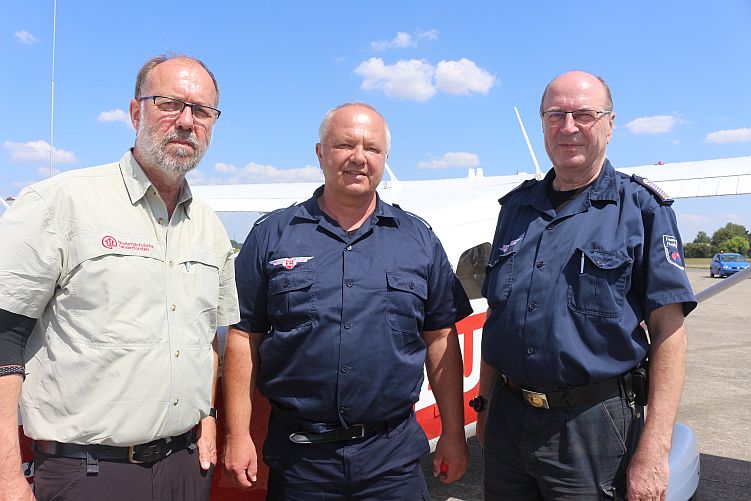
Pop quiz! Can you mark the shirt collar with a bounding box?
[296,185,400,227]
[119,149,194,217]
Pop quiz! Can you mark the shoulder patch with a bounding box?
[499,178,537,205]
[631,175,673,205]
[253,203,298,226]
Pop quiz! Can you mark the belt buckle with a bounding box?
[350,424,365,439]
[522,389,550,409]
[127,445,145,464]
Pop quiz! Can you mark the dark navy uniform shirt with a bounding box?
[481,160,696,392]
[234,187,472,430]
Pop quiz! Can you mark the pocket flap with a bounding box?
[269,271,315,295]
[386,272,428,300]
[580,248,631,270]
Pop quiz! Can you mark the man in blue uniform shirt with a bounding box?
[476,71,696,500]
[223,102,472,499]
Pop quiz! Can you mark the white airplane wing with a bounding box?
[617,155,751,199]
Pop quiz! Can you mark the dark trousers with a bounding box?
[33,447,214,501]
[264,413,430,500]
[484,381,642,500]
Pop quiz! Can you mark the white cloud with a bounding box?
[97,109,133,128]
[354,57,494,102]
[704,127,751,144]
[355,58,436,101]
[371,29,439,50]
[418,151,480,170]
[625,115,681,134]
[206,162,324,184]
[434,59,496,95]
[14,30,38,45]
[3,140,77,164]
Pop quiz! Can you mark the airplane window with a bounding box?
[456,242,492,300]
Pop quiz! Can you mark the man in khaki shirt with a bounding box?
[0,54,239,501]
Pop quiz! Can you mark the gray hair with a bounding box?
[318,102,391,153]
[539,72,613,113]
[134,53,220,105]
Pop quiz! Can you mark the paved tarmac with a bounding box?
[423,268,751,500]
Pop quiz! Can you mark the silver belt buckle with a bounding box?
[350,424,366,439]
[522,389,550,409]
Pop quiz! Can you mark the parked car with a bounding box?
[709,252,750,278]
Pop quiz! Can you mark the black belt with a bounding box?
[502,373,629,409]
[288,414,410,444]
[33,430,194,464]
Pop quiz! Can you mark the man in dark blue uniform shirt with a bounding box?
[223,102,472,499]
[477,71,696,501]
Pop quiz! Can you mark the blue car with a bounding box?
[710,252,750,278]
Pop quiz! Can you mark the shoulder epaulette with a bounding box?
[253,202,298,226]
[499,178,537,205]
[630,175,673,205]
[392,204,432,229]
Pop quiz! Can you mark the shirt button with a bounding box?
[169,261,174,267]
[173,398,179,406]
[339,405,349,413]
[283,278,290,287]
[344,321,352,330]
[546,223,555,230]
[158,217,165,225]
[527,347,534,355]
[536,261,544,268]
[346,280,353,288]
[175,350,180,358]
[170,304,176,312]
[346,245,353,251]
[341,364,350,373]
[528,302,538,311]
[409,282,415,290]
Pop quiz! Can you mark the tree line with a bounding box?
[684,223,750,258]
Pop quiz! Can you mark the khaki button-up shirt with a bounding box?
[0,151,240,446]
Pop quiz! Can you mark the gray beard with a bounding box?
[136,121,208,175]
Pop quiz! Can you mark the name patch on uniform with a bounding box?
[662,235,684,270]
[101,235,155,252]
[269,256,313,270]
[500,237,522,254]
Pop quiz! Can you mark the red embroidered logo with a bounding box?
[269,257,313,270]
[101,235,118,249]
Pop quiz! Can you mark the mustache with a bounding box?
[163,130,199,150]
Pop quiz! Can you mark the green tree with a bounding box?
[717,235,750,255]
[684,242,712,258]
[711,223,749,249]
[693,231,710,244]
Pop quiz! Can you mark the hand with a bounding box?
[432,432,469,484]
[196,416,217,471]
[626,440,670,501]
[476,410,487,449]
[222,433,258,489]
[0,474,36,501]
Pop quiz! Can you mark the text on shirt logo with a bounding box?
[269,256,314,270]
[101,235,155,252]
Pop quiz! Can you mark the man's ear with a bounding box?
[129,99,141,131]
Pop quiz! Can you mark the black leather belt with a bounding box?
[502,373,629,409]
[288,414,410,444]
[33,430,194,464]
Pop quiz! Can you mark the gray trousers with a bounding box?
[32,447,214,501]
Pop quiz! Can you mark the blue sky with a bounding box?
[2,1,750,241]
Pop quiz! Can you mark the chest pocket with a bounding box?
[484,249,515,307]
[385,272,428,333]
[268,270,315,332]
[568,248,631,318]
[175,248,222,343]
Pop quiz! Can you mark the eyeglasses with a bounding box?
[138,96,221,121]
[540,109,611,126]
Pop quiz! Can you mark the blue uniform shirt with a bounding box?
[234,187,472,430]
[481,160,696,391]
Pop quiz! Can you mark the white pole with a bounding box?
[514,106,543,180]
[49,0,57,177]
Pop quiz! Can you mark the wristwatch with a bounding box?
[208,407,218,419]
[469,395,487,413]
